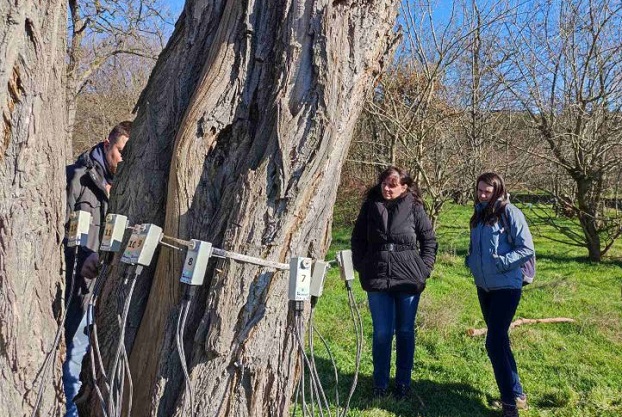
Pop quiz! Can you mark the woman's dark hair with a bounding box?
[469,172,508,228]
[367,166,423,205]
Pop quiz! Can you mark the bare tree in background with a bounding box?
[84,1,400,416]
[346,0,534,214]
[361,0,481,226]
[452,0,525,203]
[72,51,154,156]
[0,1,68,415]
[67,0,174,142]
[496,0,622,261]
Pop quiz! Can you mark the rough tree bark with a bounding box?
[0,1,68,416]
[88,0,399,416]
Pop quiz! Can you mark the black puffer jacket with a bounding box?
[351,188,437,294]
[64,143,111,340]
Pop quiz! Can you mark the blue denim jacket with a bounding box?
[466,202,535,291]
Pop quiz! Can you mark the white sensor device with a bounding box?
[67,211,91,248]
[121,223,163,266]
[336,250,355,281]
[180,239,212,286]
[288,257,312,301]
[310,260,330,298]
[100,214,128,252]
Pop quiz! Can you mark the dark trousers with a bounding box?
[477,287,524,405]
[367,291,421,389]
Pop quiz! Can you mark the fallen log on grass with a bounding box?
[467,317,576,337]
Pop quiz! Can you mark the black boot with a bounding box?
[393,383,410,400]
[502,404,519,417]
[372,387,388,399]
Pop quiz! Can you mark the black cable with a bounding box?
[30,245,80,417]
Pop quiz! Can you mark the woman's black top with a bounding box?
[350,187,437,294]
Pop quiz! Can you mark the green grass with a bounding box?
[299,203,622,417]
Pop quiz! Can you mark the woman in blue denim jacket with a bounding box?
[466,173,534,417]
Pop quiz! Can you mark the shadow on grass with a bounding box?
[535,253,593,264]
[599,258,622,270]
[301,357,496,417]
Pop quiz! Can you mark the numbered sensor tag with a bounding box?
[121,223,163,266]
[180,240,212,286]
[100,214,128,252]
[288,257,312,301]
[67,210,92,247]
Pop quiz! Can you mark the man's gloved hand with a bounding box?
[81,252,100,279]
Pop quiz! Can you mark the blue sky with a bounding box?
[165,0,185,17]
[162,1,452,33]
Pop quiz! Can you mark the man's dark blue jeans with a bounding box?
[477,287,524,406]
[367,291,421,390]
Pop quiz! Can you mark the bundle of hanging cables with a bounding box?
[176,285,196,417]
[340,279,364,417]
[292,300,332,417]
[86,253,113,417]
[106,264,142,417]
[308,297,339,417]
[291,278,364,417]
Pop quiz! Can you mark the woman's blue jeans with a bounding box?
[477,287,524,406]
[367,291,421,389]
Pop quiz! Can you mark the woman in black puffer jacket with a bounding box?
[351,166,437,399]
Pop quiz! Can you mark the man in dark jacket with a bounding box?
[63,121,131,417]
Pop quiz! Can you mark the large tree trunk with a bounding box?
[0,1,68,415]
[89,0,398,416]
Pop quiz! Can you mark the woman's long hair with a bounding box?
[366,166,423,205]
[469,172,508,228]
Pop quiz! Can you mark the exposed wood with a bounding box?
[0,1,68,415]
[86,0,399,416]
[467,317,576,337]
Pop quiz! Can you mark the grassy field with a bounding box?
[301,203,622,417]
